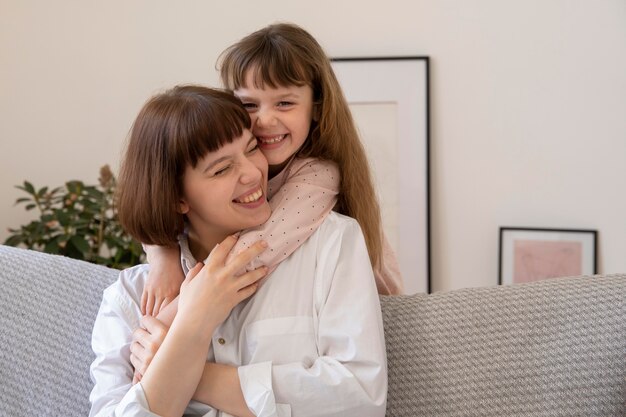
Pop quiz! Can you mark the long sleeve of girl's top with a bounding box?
[89,266,218,417]
[374,233,405,295]
[237,215,387,417]
[227,157,339,274]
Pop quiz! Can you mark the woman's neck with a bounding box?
[186,229,224,263]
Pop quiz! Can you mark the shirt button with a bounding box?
[217,337,226,345]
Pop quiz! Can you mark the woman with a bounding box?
[89,86,387,417]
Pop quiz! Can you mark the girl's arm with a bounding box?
[142,244,185,316]
[226,157,339,274]
[373,233,405,295]
[132,220,386,416]
[146,158,338,326]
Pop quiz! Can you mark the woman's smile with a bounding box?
[233,186,266,207]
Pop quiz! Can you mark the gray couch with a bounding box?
[0,244,624,416]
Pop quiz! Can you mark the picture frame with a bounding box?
[331,57,430,294]
[498,227,598,285]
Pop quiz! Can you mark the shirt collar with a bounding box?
[178,233,197,276]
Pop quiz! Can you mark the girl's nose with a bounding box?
[255,109,277,128]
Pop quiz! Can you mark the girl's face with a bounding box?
[234,71,315,176]
[179,130,271,248]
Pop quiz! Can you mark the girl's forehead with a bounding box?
[240,64,309,90]
[236,82,313,100]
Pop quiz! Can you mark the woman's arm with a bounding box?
[134,219,386,416]
[90,267,164,417]
[130,315,255,416]
[139,238,268,417]
[91,237,268,417]
[193,363,256,417]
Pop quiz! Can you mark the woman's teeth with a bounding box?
[260,134,285,144]
[235,189,263,204]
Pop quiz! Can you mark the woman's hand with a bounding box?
[132,236,268,384]
[131,315,169,384]
[177,235,269,332]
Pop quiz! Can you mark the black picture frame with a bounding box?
[499,227,598,285]
[331,57,431,294]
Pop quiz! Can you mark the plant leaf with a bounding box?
[23,181,36,194]
[70,235,91,254]
[4,234,24,247]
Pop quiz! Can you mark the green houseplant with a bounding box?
[4,165,144,269]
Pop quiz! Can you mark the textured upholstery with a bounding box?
[0,245,118,416]
[0,244,624,416]
[381,276,626,416]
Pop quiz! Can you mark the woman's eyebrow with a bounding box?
[202,135,257,173]
[203,156,230,173]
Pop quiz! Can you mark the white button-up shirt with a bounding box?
[89,212,387,416]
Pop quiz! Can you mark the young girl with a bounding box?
[90,85,386,416]
[142,22,403,317]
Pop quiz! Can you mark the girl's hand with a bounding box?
[177,236,269,332]
[142,246,185,316]
[130,315,169,384]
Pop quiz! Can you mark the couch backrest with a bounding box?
[1,245,625,416]
[0,245,118,416]
[381,274,626,416]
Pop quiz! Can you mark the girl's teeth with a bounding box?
[236,189,263,203]
[261,134,285,144]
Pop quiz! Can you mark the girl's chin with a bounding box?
[268,160,290,176]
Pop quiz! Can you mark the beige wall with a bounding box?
[1,0,625,292]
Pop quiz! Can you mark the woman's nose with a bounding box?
[239,157,262,184]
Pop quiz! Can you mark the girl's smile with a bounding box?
[234,71,315,176]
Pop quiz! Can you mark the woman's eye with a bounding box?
[213,166,230,176]
[247,142,260,153]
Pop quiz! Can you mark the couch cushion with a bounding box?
[0,245,118,417]
[380,274,626,417]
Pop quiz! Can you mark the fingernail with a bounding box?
[260,240,268,248]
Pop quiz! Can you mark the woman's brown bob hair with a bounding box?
[117,85,251,246]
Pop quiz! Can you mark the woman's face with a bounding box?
[179,129,271,243]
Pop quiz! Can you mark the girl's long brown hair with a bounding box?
[218,23,383,270]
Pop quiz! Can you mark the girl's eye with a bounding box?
[242,103,257,111]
